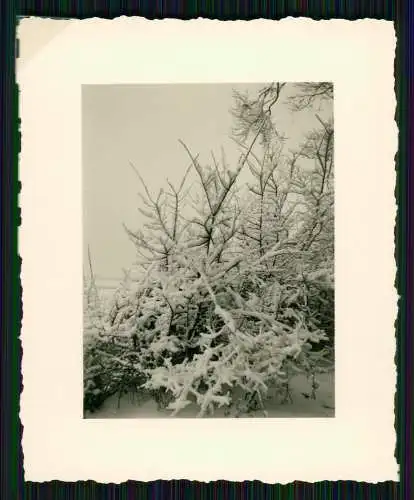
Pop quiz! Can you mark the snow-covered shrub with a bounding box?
[139,264,331,416]
[83,275,109,413]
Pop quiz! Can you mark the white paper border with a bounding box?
[18,17,398,482]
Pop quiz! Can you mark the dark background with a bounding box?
[1,1,411,499]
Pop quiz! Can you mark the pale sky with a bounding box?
[82,83,330,280]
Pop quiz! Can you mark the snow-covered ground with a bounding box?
[85,371,334,419]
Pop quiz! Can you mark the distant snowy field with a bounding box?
[95,278,121,292]
[94,279,121,306]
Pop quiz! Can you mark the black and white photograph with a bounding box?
[18,17,398,482]
[83,82,334,419]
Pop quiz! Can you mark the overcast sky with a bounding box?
[82,83,330,280]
